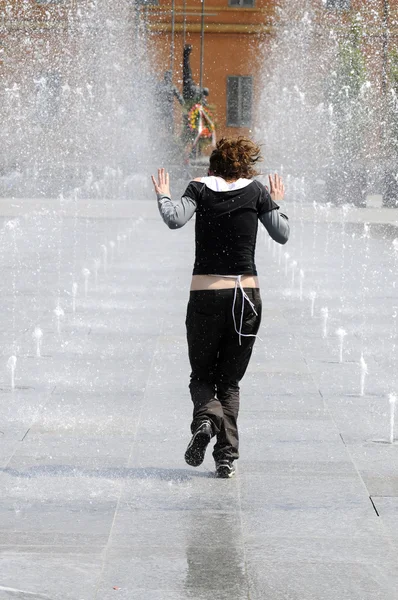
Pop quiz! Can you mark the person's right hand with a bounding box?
[151,168,171,197]
[268,173,285,202]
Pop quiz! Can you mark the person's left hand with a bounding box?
[268,173,285,202]
[151,168,171,197]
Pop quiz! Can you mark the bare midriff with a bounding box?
[190,274,259,291]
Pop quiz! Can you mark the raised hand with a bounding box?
[268,173,285,202]
[151,168,171,197]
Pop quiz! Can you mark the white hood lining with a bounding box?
[200,176,253,192]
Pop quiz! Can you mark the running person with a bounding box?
[151,137,289,478]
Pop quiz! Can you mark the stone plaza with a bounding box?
[0,194,398,599]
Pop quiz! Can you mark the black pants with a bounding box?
[185,288,262,462]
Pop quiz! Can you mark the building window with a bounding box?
[229,0,255,6]
[227,76,252,127]
[324,0,351,9]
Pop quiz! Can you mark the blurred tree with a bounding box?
[325,17,370,205]
[381,46,398,206]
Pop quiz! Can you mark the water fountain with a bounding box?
[284,252,290,276]
[101,245,108,274]
[7,356,17,391]
[336,327,347,363]
[0,0,164,198]
[2,2,398,597]
[309,291,317,317]
[93,258,101,289]
[109,240,116,264]
[359,223,371,356]
[54,305,65,335]
[290,260,298,287]
[33,327,43,358]
[321,307,329,339]
[299,269,304,301]
[389,394,397,444]
[82,268,91,298]
[71,282,78,314]
[256,1,398,446]
[359,354,368,397]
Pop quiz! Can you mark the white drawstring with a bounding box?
[210,275,261,346]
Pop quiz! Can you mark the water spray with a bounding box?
[284,252,290,276]
[109,240,116,262]
[321,307,329,339]
[336,328,347,363]
[299,269,304,301]
[359,354,368,397]
[389,393,397,444]
[33,327,43,358]
[93,258,101,288]
[393,239,398,289]
[291,260,298,287]
[7,356,17,390]
[82,268,90,298]
[101,244,108,273]
[309,291,317,317]
[54,305,65,335]
[72,282,78,314]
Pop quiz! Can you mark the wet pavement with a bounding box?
[0,194,398,599]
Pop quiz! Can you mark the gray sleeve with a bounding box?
[259,209,290,244]
[157,193,197,229]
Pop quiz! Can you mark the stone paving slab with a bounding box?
[245,560,395,600]
[240,505,384,539]
[0,547,103,600]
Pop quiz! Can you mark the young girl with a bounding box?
[151,137,289,478]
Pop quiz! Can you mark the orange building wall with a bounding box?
[144,0,398,143]
[2,0,398,155]
[144,0,276,140]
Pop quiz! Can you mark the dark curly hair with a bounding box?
[209,137,263,180]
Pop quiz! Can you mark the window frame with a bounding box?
[324,0,351,10]
[226,75,253,128]
[228,0,255,8]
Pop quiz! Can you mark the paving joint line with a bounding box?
[369,496,380,517]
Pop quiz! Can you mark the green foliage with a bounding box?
[337,23,367,98]
[327,17,367,103]
[386,47,398,155]
[389,47,398,91]
[326,16,369,165]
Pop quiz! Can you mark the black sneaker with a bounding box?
[185,420,212,467]
[215,460,236,479]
